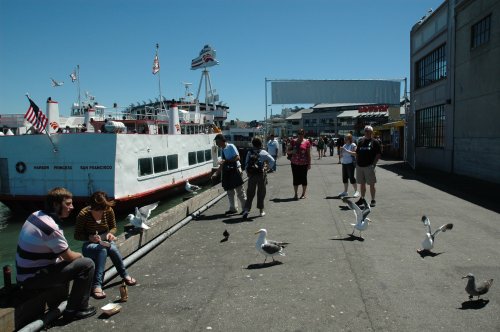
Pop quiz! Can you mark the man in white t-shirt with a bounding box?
[266,134,279,172]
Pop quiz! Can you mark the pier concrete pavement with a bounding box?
[49,155,500,331]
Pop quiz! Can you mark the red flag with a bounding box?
[152,54,160,74]
[24,97,48,132]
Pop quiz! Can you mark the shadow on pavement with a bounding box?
[379,161,500,214]
[330,234,365,242]
[417,249,443,258]
[195,213,228,221]
[458,299,489,310]
[270,197,298,203]
[246,261,283,269]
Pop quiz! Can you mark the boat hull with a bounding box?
[0,132,218,213]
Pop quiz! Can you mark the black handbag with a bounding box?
[221,151,244,190]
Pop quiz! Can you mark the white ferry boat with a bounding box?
[0,98,222,213]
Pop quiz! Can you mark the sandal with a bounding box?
[123,276,137,286]
[92,288,106,299]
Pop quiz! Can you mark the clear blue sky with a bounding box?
[0,0,443,121]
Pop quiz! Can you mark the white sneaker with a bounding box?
[259,210,266,217]
[338,192,348,197]
[353,191,360,198]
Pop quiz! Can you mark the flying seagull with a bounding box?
[417,216,453,254]
[255,229,288,264]
[462,273,493,300]
[185,180,201,194]
[51,78,64,87]
[126,202,159,230]
[342,197,372,239]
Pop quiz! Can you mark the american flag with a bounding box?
[24,97,48,132]
[152,54,160,75]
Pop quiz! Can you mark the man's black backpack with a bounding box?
[246,150,264,175]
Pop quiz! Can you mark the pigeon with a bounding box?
[185,180,201,194]
[255,229,288,264]
[50,78,64,87]
[462,273,493,300]
[220,229,230,243]
[126,202,159,230]
[342,197,372,238]
[417,216,453,254]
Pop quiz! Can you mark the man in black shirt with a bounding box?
[355,126,381,207]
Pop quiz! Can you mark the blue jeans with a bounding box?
[82,241,128,289]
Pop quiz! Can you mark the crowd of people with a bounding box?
[14,126,380,323]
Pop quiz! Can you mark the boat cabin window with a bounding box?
[167,155,178,170]
[153,156,167,173]
[188,152,197,165]
[204,149,212,162]
[138,158,153,176]
[196,150,205,163]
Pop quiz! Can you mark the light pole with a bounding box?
[264,78,269,137]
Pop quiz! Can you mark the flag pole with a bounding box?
[155,43,165,113]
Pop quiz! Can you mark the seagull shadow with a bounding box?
[325,196,341,200]
[330,234,365,242]
[270,198,298,203]
[338,205,350,211]
[417,250,442,258]
[246,261,283,269]
[458,299,489,310]
[220,237,229,243]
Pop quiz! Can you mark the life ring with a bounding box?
[16,162,26,174]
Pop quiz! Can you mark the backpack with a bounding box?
[246,150,264,175]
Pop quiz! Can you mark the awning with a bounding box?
[337,110,359,118]
[374,120,405,131]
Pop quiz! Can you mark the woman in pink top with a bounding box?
[287,129,312,200]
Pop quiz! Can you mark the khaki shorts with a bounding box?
[356,165,377,185]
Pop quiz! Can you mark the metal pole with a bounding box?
[156,43,165,112]
[265,78,268,137]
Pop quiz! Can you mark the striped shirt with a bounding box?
[74,206,117,241]
[15,211,69,282]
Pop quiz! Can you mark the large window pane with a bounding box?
[416,105,445,148]
[153,156,167,173]
[167,155,178,170]
[138,158,153,176]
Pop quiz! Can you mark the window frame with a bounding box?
[415,104,445,148]
[471,14,491,49]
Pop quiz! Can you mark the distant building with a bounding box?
[408,0,500,183]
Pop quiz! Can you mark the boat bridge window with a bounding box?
[167,155,178,170]
[204,149,211,161]
[188,149,213,165]
[188,152,197,165]
[138,158,153,176]
[153,156,167,173]
[196,151,205,163]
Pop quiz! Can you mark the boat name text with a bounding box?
[32,165,113,170]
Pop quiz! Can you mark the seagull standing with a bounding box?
[185,180,201,194]
[417,216,453,254]
[126,202,159,230]
[342,197,372,238]
[255,229,288,264]
[462,273,493,300]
